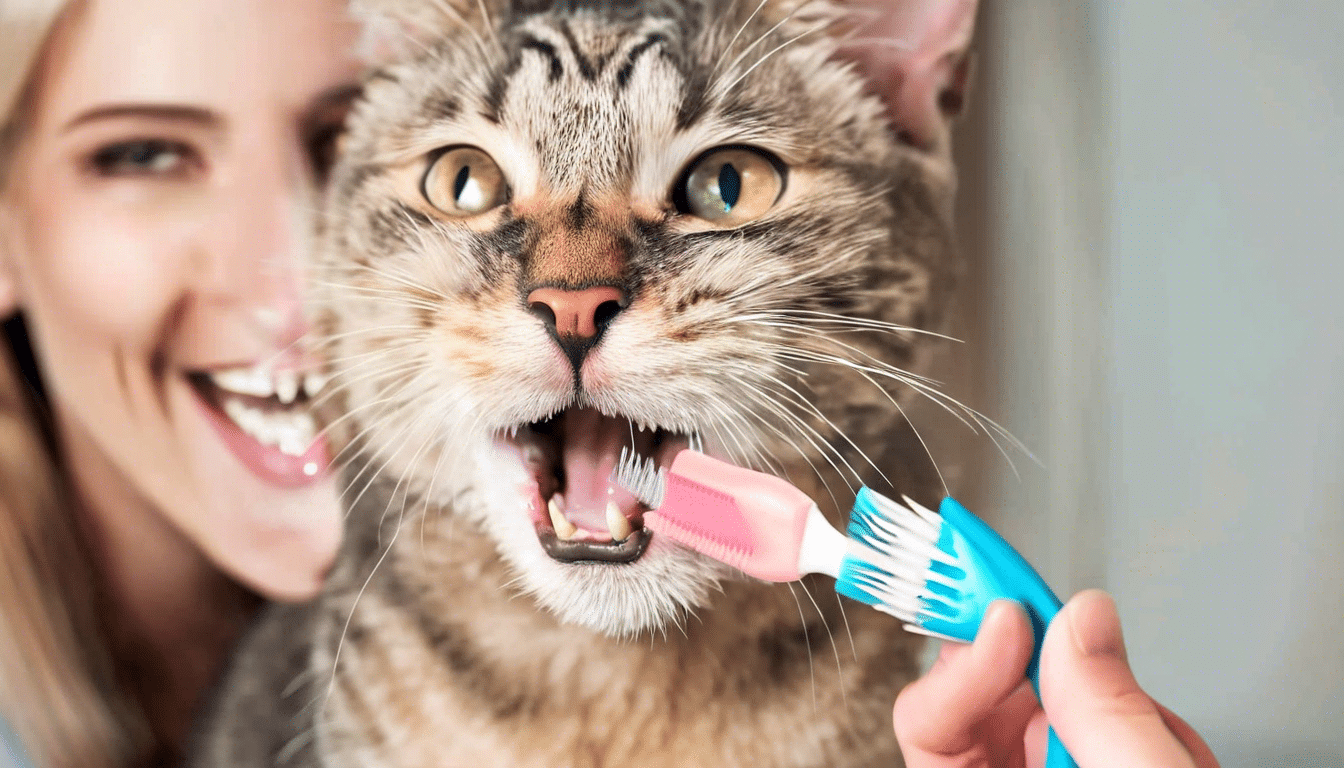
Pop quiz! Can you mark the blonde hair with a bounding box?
[0,2,148,766]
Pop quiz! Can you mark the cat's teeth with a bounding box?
[275,371,300,405]
[549,495,577,540]
[606,501,631,541]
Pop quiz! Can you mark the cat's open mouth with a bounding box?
[501,407,690,565]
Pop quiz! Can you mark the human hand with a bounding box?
[893,590,1221,768]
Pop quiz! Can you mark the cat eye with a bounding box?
[674,146,785,226]
[422,146,509,216]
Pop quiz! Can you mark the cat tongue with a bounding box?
[560,408,640,530]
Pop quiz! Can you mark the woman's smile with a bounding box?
[0,0,362,599]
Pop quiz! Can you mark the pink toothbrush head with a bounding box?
[612,448,850,582]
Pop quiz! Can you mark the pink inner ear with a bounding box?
[844,0,979,151]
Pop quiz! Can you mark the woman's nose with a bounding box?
[193,144,314,343]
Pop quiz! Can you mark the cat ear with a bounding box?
[350,0,498,65]
[842,0,978,154]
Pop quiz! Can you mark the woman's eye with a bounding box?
[421,146,508,216]
[89,140,195,178]
[306,122,346,182]
[675,147,785,225]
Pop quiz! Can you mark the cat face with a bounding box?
[316,0,960,637]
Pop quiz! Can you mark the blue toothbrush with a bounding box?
[838,490,1077,768]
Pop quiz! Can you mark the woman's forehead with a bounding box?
[31,0,361,131]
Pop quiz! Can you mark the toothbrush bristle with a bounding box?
[612,446,667,508]
[838,488,966,630]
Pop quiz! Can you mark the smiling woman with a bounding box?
[0,1,361,766]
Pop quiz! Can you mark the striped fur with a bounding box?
[191,2,967,766]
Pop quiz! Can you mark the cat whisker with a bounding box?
[751,384,861,495]
[711,0,773,78]
[330,376,441,511]
[326,397,453,707]
[746,309,964,342]
[720,19,830,96]
[717,368,855,494]
[834,590,859,664]
[714,0,821,89]
[421,0,491,56]
[302,324,425,352]
[720,378,848,514]
[758,369,888,487]
[471,0,501,52]
[741,317,1037,477]
[785,583,819,713]
[759,342,956,494]
[315,281,445,315]
[797,577,847,712]
[307,354,424,417]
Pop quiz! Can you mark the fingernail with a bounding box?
[982,599,1020,631]
[1068,590,1126,659]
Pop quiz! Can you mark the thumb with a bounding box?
[1039,590,1219,768]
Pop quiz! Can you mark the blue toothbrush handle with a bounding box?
[938,498,1079,768]
[1045,727,1074,768]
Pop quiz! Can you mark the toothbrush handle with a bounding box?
[938,498,1079,768]
[1045,727,1076,768]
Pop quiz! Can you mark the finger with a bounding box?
[1156,702,1223,768]
[1040,590,1208,768]
[894,600,1036,757]
[1022,710,1050,768]
[982,679,1040,762]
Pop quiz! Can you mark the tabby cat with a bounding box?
[190,0,979,766]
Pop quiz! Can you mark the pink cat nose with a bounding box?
[527,286,627,340]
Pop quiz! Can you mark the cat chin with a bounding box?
[503,533,726,637]
[463,442,728,638]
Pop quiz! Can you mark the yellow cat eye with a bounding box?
[422,146,508,216]
[675,147,785,226]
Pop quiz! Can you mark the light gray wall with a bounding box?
[969,2,1344,766]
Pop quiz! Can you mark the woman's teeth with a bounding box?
[209,367,328,404]
[205,366,329,456]
[221,399,317,456]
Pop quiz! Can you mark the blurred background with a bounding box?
[923,1,1343,765]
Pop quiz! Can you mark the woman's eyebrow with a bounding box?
[310,84,365,111]
[62,104,220,133]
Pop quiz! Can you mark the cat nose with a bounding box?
[527,286,627,369]
[527,286,626,340]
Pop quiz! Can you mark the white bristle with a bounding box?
[842,489,969,637]
[612,446,667,508]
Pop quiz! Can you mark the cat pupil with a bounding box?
[453,164,471,201]
[717,163,741,211]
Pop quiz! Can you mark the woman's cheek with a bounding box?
[24,185,201,343]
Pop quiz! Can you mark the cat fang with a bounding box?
[499,407,694,565]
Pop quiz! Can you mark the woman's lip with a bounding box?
[190,380,332,489]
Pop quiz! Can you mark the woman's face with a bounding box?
[0,0,361,599]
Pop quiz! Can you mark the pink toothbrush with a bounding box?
[613,446,856,582]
